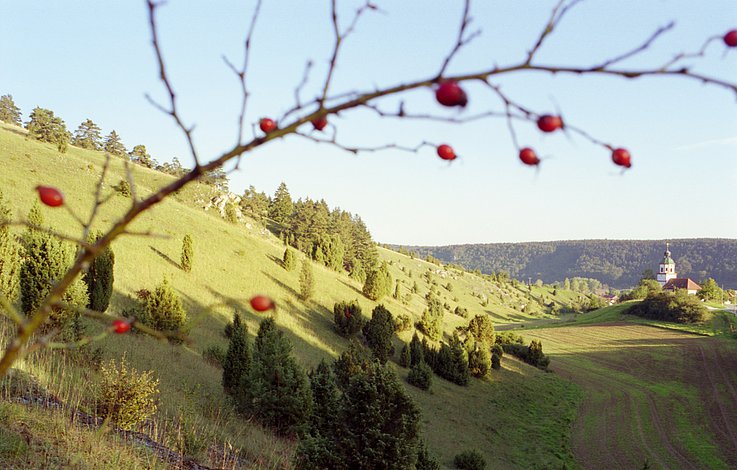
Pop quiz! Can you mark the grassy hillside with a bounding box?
[405,238,737,289]
[0,123,585,468]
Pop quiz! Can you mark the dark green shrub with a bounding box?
[399,343,411,367]
[83,231,115,313]
[418,294,443,340]
[283,247,297,271]
[468,347,491,378]
[362,262,392,301]
[114,179,131,197]
[222,313,250,394]
[299,260,315,300]
[409,333,424,367]
[454,306,468,318]
[363,304,395,364]
[454,449,486,470]
[625,290,706,324]
[0,190,22,307]
[97,356,159,430]
[491,352,501,370]
[240,318,312,436]
[407,361,433,390]
[394,313,413,332]
[181,234,193,272]
[416,440,441,470]
[333,300,365,337]
[140,277,187,332]
[202,345,226,367]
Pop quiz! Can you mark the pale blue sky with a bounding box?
[2,1,736,245]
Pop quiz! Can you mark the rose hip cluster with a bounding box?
[431,80,635,169]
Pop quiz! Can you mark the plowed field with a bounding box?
[526,323,737,469]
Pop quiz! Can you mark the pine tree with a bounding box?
[269,182,293,227]
[222,312,250,395]
[181,234,193,272]
[129,144,155,168]
[468,346,491,378]
[466,314,496,346]
[362,304,395,364]
[103,130,127,157]
[415,440,441,470]
[0,190,22,306]
[25,107,69,152]
[242,318,312,436]
[83,231,115,313]
[419,294,443,341]
[0,94,22,126]
[282,247,296,271]
[72,118,103,150]
[299,259,314,301]
[141,277,187,331]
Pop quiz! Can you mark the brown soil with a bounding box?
[527,323,737,469]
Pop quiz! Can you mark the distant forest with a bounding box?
[401,239,737,289]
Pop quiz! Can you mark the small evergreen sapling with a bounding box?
[299,259,315,300]
[181,234,193,272]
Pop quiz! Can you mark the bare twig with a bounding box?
[223,0,264,144]
[295,130,432,155]
[526,0,583,64]
[145,0,201,168]
[437,0,481,78]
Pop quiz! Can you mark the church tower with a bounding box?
[656,242,677,286]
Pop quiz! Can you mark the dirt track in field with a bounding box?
[526,323,737,469]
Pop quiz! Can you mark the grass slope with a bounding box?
[0,124,583,468]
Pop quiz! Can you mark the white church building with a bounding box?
[656,242,701,295]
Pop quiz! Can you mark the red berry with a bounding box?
[436,144,456,161]
[344,309,352,319]
[724,30,737,47]
[250,295,275,312]
[112,319,131,334]
[536,115,563,133]
[259,118,277,133]
[435,81,468,108]
[519,147,540,166]
[311,117,328,131]
[36,185,64,207]
[611,148,632,168]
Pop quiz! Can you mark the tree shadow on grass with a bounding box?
[149,245,181,270]
[339,279,364,298]
[261,272,300,299]
[266,254,283,269]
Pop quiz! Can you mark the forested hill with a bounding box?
[402,239,737,289]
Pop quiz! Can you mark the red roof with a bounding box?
[663,278,702,291]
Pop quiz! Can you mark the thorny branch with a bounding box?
[223,0,264,145]
[2,0,736,378]
[145,0,201,168]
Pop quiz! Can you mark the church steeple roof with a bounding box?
[661,241,675,265]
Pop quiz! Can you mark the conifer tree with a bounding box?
[399,343,411,367]
[242,317,312,436]
[419,293,443,341]
[409,333,424,367]
[299,259,314,301]
[468,346,491,378]
[307,360,340,436]
[142,277,187,331]
[282,247,296,271]
[393,280,402,300]
[466,314,496,346]
[25,107,69,152]
[362,304,395,364]
[269,182,293,227]
[349,258,366,283]
[181,234,193,272]
[336,361,421,468]
[333,300,365,337]
[20,206,88,329]
[129,144,155,168]
[72,118,103,150]
[222,312,250,395]
[103,130,127,157]
[415,440,441,470]
[362,261,392,301]
[83,231,115,312]
[0,190,22,306]
[0,94,22,126]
